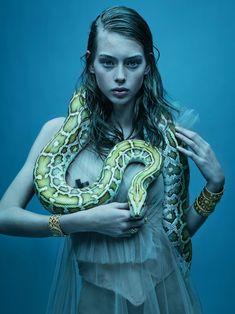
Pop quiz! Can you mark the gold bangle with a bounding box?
[203,186,224,201]
[194,199,215,217]
[194,186,224,217]
[48,214,65,237]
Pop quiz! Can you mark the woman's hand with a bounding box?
[60,202,145,237]
[175,126,225,192]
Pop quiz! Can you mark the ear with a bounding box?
[89,64,95,74]
[144,65,150,75]
[86,50,95,74]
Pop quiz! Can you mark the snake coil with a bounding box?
[33,88,192,271]
[33,90,162,218]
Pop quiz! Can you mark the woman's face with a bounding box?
[90,29,149,108]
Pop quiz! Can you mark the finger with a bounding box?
[116,202,129,209]
[175,126,197,138]
[121,228,138,237]
[129,215,144,221]
[176,145,204,164]
[175,126,206,147]
[123,219,145,233]
[109,232,131,238]
[175,128,212,160]
[127,227,139,236]
[175,131,200,154]
[119,232,132,238]
[130,219,144,228]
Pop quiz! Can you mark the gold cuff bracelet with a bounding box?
[48,214,66,237]
[194,186,224,217]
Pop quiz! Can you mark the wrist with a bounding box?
[48,214,66,237]
[206,180,224,193]
[59,210,94,234]
[193,185,224,218]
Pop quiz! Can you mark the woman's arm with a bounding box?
[0,118,143,237]
[0,117,66,236]
[175,126,225,236]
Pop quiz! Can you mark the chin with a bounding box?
[110,95,134,106]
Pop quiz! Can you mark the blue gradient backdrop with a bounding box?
[0,1,234,313]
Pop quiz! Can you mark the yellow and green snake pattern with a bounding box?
[33,88,192,271]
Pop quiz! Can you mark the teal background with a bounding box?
[0,0,234,313]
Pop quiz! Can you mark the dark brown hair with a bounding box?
[78,6,175,158]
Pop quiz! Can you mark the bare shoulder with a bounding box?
[41,117,65,134]
[25,117,66,166]
[35,116,65,147]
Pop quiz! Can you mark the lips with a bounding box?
[112,87,129,92]
[112,88,129,98]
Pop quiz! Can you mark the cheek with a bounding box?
[131,72,145,89]
[94,72,109,90]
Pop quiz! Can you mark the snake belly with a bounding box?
[33,90,163,217]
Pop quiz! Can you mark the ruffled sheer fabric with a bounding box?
[46,147,202,314]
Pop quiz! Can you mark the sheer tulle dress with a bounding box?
[46,145,203,314]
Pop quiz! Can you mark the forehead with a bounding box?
[96,29,144,58]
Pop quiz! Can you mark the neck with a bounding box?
[111,100,135,139]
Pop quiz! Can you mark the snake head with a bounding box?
[128,189,147,218]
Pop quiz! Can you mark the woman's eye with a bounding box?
[101,60,114,68]
[126,61,139,68]
[100,59,140,69]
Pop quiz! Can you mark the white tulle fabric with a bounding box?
[46,146,202,314]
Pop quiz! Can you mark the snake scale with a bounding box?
[33,88,192,270]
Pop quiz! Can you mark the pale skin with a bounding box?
[0,29,225,238]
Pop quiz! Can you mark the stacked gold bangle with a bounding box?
[194,186,224,217]
[48,214,66,237]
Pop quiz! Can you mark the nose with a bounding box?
[114,65,126,83]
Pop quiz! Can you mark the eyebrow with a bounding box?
[98,54,143,60]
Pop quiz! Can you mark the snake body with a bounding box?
[33,88,192,270]
[33,91,162,218]
[158,116,192,269]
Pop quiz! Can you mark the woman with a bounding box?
[0,6,225,314]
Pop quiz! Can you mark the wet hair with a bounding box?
[78,5,175,158]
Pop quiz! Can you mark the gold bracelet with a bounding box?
[48,214,66,237]
[194,198,215,217]
[203,186,224,201]
[194,186,224,217]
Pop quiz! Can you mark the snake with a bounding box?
[158,116,192,270]
[33,88,192,271]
